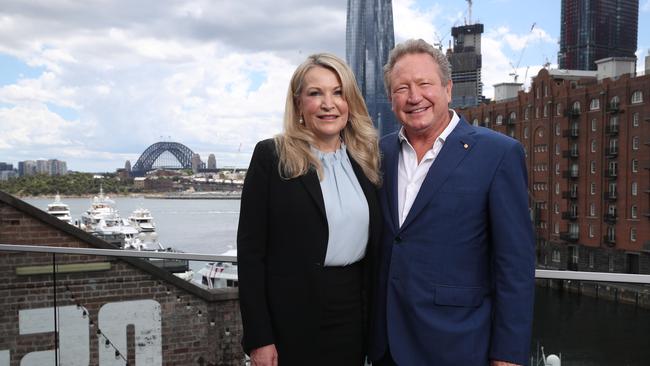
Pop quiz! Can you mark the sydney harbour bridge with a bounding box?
[130,141,210,177]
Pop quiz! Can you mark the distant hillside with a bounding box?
[0,172,132,197]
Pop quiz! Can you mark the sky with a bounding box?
[0,0,649,172]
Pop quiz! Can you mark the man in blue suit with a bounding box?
[369,39,535,366]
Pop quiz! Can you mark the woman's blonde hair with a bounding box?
[274,53,381,186]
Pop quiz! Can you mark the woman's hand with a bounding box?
[250,344,278,366]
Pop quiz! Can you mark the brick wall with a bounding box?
[0,191,244,366]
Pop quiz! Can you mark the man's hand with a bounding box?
[251,344,278,366]
[490,361,520,366]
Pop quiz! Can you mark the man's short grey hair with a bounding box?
[383,39,452,96]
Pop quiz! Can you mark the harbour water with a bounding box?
[23,195,650,365]
[25,195,239,276]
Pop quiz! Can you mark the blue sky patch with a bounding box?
[0,53,45,86]
[46,102,79,121]
[248,70,267,92]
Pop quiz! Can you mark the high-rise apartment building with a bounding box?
[346,0,397,137]
[461,62,649,274]
[558,0,639,70]
[448,23,484,108]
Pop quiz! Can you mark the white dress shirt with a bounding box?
[397,110,460,227]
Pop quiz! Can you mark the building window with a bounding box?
[589,252,595,268]
[590,161,596,174]
[608,182,616,197]
[631,205,638,219]
[543,104,549,117]
[535,107,540,119]
[556,103,562,116]
[555,143,560,155]
[610,95,620,107]
[472,118,479,126]
[591,140,597,152]
[525,107,530,120]
[630,228,637,242]
[554,222,559,234]
[608,255,614,272]
[631,90,643,104]
[555,183,560,195]
[589,98,600,110]
[554,203,559,214]
[632,112,639,127]
[555,163,560,175]
[552,249,561,262]
[524,126,529,139]
[590,203,596,217]
[632,159,638,173]
[484,117,490,127]
[632,182,637,196]
[591,118,597,132]
[591,182,596,195]
[632,136,639,150]
[496,114,503,125]
[572,101,581,111]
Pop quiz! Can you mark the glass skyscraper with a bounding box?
[558,0,639,70]
[346,0,397,137]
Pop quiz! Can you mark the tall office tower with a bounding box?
[448,23,485,109]
[346,0,397,137]
[558,0,639,70]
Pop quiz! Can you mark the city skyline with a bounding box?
[1,0,649,172]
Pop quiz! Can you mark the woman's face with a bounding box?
[298,66,349,151]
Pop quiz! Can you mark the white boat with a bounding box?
[47,194,72,224]
[80,188,148,250]
[129,208,156,232]
[197,247,238,289]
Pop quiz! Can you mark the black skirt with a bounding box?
[314,261,365,366]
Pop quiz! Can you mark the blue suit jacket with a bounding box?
[369,117,535,365]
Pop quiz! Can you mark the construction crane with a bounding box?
[509,22,536,83]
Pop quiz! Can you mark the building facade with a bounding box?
[448,23,485,108]
[558,0,639,70]
[346,0,397,137]
[461,67,649,274]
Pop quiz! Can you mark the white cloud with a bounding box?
[393,0,440,44]
[0,0,348,171]
[481,25,556,98]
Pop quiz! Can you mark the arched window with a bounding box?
[572,101,581,111]
[496,114,504,125]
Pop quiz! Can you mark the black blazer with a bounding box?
[237,138,381,365]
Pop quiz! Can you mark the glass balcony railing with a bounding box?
[2,244,650,365]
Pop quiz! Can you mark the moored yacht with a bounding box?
[197,247,238,289]
[47,194,72,224]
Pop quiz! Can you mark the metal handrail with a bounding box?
[3,244,650,284]
[0,244,236,262]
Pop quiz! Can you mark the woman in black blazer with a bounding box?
[237,53,381,366]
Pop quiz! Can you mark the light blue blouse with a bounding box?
[312,144,370,266]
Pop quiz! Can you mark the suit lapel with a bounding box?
[399,119,476,231]
[299,169,327,220]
